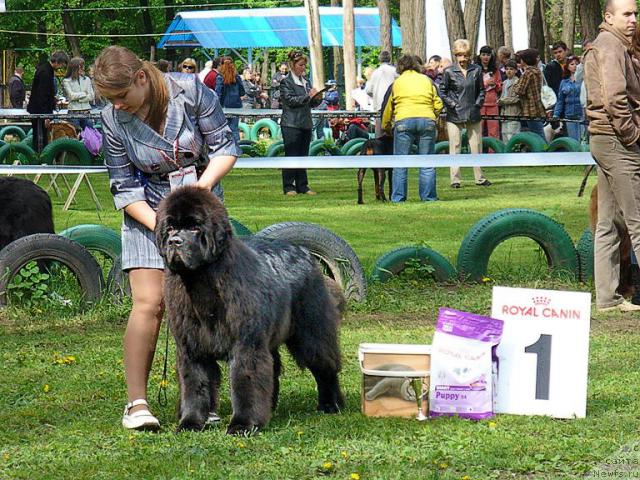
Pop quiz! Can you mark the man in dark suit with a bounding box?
[8,66,25,108]
[27,51,69,152]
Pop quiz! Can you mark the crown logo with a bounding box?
[532,296,551,306]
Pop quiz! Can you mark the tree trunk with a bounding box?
[331,0,343,83]
[377,0,392,56]
[579,0,601,43]
[139,0,155,61]
[562,0,576,51]
[343,0,356,110]
[443,0,466,55]
[304,0,325,89]
[527,0,546,60]
[464,0,482,54]
[61,10,81,58]
[485,0,504,49]
[399,0,415,54]
[413,0,426,61]
[261,49,269,85]
[540,0,551,62]
[503,0,513,50]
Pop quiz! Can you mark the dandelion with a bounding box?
[341,451,349,460]
[482,277,492,283]
[439,462,448,469]
[350,474,360,480]
[488,421,497,429]
[43,384,50,393]
[237,441,246,449]
[159,379,169,388]
[2,453,9,461]
[296,430,304,436]
[319,461,334,473]
[53,354,76,365]
[461,476,471,480]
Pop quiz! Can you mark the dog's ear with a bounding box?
[154,210,169,260]
[213,218,233,253]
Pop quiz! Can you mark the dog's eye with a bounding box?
[189,227,200,233]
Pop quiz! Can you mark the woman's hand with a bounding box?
[309,88,318,98]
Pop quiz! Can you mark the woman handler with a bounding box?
[93,46,239,430]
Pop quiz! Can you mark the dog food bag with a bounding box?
[429,307,504,419]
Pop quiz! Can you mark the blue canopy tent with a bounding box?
[157,7,402,49]
[157,7,402,72]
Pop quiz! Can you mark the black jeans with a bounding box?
[31,118,48,153]
[281,126,312,193]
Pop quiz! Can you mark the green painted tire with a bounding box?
[256,222,367,302]
[240,144,256,157]
[370,246,457,284]
[576,228,594,283]
[230,218,252,237]
[435,141,449,154]
[345,142,366,156]
[250,119,280,141]
[0,142,37,165]
[266,140,285,157]
[58,224,122,262]
[238,122,251,140]
[482,136,506,153]
[0,125,27,141]
[309,141,340,156]
[340,138,367,155]
[20,136,32,149]
[505,131,548,153]
[456,208,579,282]
[547,136,582,152]
[40,138,92,165]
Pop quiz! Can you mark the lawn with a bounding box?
[2,166,639,479]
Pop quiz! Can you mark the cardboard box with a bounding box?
[358,343,431,419]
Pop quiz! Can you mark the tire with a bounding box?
[240,144,256,157]
[576,228,594,283]
[0,142,37,165]
[238,122,251,140]
[482,136,506,153]
[345,142,366,156]
[255,222,367,302]
[309,142,341,156]
[238,139,257,146]
[106,255,131,299]
[58,224,122,262]
[547,136,582,152]
[456,209,579,282]
[0,233,105,307]
[340,138,367,155]
[370,246,457,284]
[230,217,252,237]
[435,141,449,154]
[250,119,280,141]
[20,137,32,149]
[0,125,26,141]
[40,138,92,165]
[505,132,548,153]
[266,140,285,157]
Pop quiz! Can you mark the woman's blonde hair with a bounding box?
[93,46,168,133]
[452,39,471,57]
[181,57,197,70]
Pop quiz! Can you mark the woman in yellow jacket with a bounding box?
[381,55,443,202]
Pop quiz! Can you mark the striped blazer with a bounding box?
[101,73,240,210]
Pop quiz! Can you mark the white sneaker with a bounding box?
[122,399,160,431]
[205,411,221,426]
[598,300,640,313]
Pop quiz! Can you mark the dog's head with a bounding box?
[156,186,233,272]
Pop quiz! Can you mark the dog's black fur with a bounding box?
[0,177,54,251]
[357,136,394,204]
[156,187,344,434]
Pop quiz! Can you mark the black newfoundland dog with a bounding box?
[155,187,344,434]
[0,177,54,251]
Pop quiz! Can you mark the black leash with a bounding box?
[157,319,170,407]
[578,164,596,197]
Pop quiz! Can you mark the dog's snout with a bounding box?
[168,235,184,247]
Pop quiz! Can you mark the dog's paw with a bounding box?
[317,401,341,414]
[176,414,206,432]
[226,421,260,436]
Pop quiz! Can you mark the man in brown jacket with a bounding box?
[584,0,640,311]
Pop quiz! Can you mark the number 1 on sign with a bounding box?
[524,334,552,400]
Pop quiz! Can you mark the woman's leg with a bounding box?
[447,122,463,186]
[124,268,165,414]
[417,118,437,201]
[467,121,488,184]
[281,126,301,193]
[391,119,413,202]
[295,129,313,193]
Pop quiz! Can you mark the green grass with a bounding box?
[3,166,638,479]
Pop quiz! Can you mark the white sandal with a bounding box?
[122,399,160,431]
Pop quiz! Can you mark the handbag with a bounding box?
[540,72,557,110]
